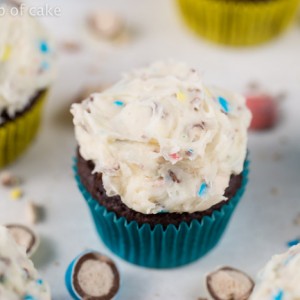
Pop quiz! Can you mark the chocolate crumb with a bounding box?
[272,152,283,162]
[276,91,287,102]
[278,136,288,145]
[0,171,21,187]
[168,170,180,183]
[247,81,260,91]
[59,40,81,53]
[270,187,279,196]
[193,122,205,130]
[293,213,300,226]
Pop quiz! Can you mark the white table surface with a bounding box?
[1,0,300,299]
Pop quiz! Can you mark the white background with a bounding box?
[1,0,300,299]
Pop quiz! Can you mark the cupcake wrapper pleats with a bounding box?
[74,159,250,269]
[0,90,47,168]
[177,0,300,46]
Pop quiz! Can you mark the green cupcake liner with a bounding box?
[177,0,300,46]
[74,159,249,268]
[0,90,48,168]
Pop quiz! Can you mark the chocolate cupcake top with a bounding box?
[251,244,300,300]
[0,226,50,300]
[0,2,54,120]
[72,61,251,214]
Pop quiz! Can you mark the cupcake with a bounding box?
[176,0,300,46]
[0,3,54,167]
[251,244,300,299]
[71,61,251,268]
[0,225,50,299]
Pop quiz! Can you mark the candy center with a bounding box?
[77,259,114,297]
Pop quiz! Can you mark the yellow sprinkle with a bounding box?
[10,188,23,200]
[1,45,11,62]
[176,91,186,102]
[205,87,213,99]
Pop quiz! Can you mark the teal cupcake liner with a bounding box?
[74,159,249,269]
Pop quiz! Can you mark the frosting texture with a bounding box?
[0,226,50,300]
[251,244,300,300]
[0,3,54,121]
[72,61,251,214]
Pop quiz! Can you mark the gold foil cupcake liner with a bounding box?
[0,91,47,168]
[177,0,300,46]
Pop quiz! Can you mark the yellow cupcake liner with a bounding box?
[0,90,48,168]
[177,0,300,46]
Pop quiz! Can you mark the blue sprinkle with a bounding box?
[36,279,43,285]
[218,96,230,113]
[158,209,168,214]
[273,289,284,300]
[41,61,50,70]
[39,40,49,53]
[287,238,300,248]
[23,295,36,300]
[198,182,208,197]
[113,100,124,107]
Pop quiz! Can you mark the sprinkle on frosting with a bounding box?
[287,238,300,248]
[0,4,54,120]
[113,100,125,107]
[39,40,49,53]
[1,45,11,61]
[23,295,36,300]
[251,244,300,300]
[218,96,230,113]
[71,61,251,214]
[198,182,208,198]
[273,290,284,300]
[169,153,180,161]
[36,279,44,285]
[176,91,186,102]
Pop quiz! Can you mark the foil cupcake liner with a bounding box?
[176,0,300,46]
[74,159,249,268]
[0,90,48,168]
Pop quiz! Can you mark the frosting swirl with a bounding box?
[0,3,54,121]
[72,61,251,214]
[0,226,50,300]
[251,244,300,300]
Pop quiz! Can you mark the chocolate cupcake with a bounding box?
[0,2,54,167]
[72,61,251,268]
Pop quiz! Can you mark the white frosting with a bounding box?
[251,245,300,300]
[0,226,50,300]
[72,61,251,214]
[0,3,54,121]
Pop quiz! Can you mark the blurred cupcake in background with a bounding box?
[176,0,300,46]
[72,61,251,268]
[0,2,54,167]
[251,244,300,299]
